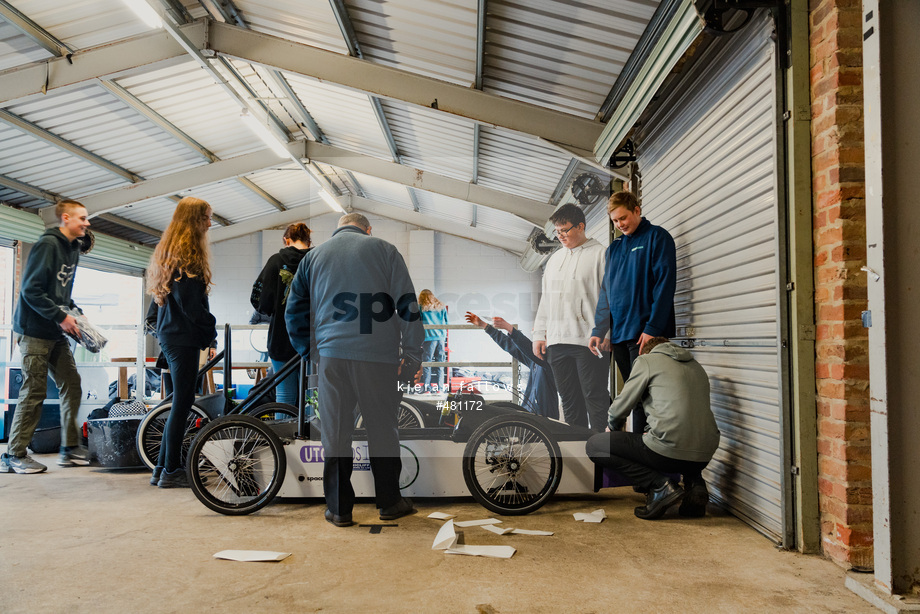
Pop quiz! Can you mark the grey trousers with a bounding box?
[8,335,82,457]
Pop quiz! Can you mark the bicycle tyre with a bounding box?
[462,414,562,515]
[187,415,286,516]
[135,402,209,471]
[355,400,425,430]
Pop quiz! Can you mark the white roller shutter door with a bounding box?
[633,14,790,542]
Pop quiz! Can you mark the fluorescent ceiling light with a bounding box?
[122,0,162,29]
[240,109,290,158]
[319,189,345,213]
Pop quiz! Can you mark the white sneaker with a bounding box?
[4,453,47,474]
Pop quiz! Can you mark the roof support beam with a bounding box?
[79,140,552,226]
[543,139,628,181]
[206,21,604,152]
[306,142,550,227]
[350,196,526,255]
[0,108,142,184]
[209,203,328,243]
[0,22,203,105]
[0,173,60,202]
[475,0,487,90]
[237,176,286,211]
[0,0,70,58]
[97,213,162,238]
[99,79,219,163]
[79,145,300,216]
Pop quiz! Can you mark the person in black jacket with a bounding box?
[250,222,311,407]
[465,312,559,418]
[145,197,217,488]
[1,200,90,475]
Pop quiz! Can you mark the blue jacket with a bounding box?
[592,218,676,344]
[284,225,425,365]
[421,308,448,341]
[484,325,558,418]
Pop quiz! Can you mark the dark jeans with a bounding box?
[317,357,402,516]
[546,344,609,432]
[158,343,199,473]
[421,339,444,387]
[612,339,644,433]
[586,431,709,491]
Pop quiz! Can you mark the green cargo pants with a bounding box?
[7,335,82,457]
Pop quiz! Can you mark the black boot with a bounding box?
[634,481,684,520]
[679,479,709,518]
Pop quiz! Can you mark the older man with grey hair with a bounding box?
[285,213,424,527]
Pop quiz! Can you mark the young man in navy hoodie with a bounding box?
[590,191,677,436]
[1,200,90,474]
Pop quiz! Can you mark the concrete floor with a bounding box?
[0,450,876,614]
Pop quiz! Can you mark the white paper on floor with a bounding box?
[213,550,291,562]
[454,518,502,527]
[574,509,607,523]
[432,519,459,550]
[511,529,554,536]
[446,545,516,559]
[427,512,456,520]
[482,524,514,535]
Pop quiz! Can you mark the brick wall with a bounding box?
[809,0,872,570]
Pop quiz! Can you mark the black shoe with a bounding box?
[679,480,710,518]
[324,508,354,527]
[150,467,162,486]
[157,468,189,489]
[379,497,417,521]
[632,484,649,494]
[634,481,684,520]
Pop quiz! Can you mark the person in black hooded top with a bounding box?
[250,222,312,407]
[145,197,217,489]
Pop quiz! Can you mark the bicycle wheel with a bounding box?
[355,400,425,430]
[244,402,298,422]
[462,415,562,515]
[187,415,286,516]
[135,402,209,471]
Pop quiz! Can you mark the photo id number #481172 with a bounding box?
[440,400,483,412]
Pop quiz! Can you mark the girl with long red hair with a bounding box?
[146,197,217,488]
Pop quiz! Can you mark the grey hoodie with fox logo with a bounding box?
[13,227,82,340]
[609,342,721,462]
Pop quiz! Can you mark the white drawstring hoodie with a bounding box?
[532,237,606,347]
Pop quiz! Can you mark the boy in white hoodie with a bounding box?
[532,204,609,432]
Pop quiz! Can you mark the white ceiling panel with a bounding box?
[477,127,573,202]
[0,19,52,71]
[229,0,349,53]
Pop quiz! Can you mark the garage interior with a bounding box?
[1,0,917,611]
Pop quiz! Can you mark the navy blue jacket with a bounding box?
[284,225,424,365]
[149,273,217,350]
[13,228,81,340]
[484,325,558,418]
[592,218,676,344]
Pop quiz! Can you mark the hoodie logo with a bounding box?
[57,264,76,287]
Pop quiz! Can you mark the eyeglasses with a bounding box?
[554,224,577,238]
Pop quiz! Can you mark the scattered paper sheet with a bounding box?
[454,518,502,528]
[511,529,554,536]
[427,512,456,520]
[574,509,607,523]
[446,545,516,559]
[482,524,514,535]
[213,550,291,562]
[432,520,459,550]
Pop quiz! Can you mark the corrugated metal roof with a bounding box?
[229,0,349,53]
[0,19,51,70]
[7,0,154,52]
[411,189,474,225]
[475,204,540,239]
[0,121,129,200]
[347,0,478,86]
[114,60,268,160]
[282,72,393,160]
[379,99,475,181]
[483,0,658,118]
[349,172,414,209]
[477,127,573,201]
[5,82,209,179]
[181,178,281,223]
[0,186,43,209]
[116,196,180,230]
[245,163,318,209]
